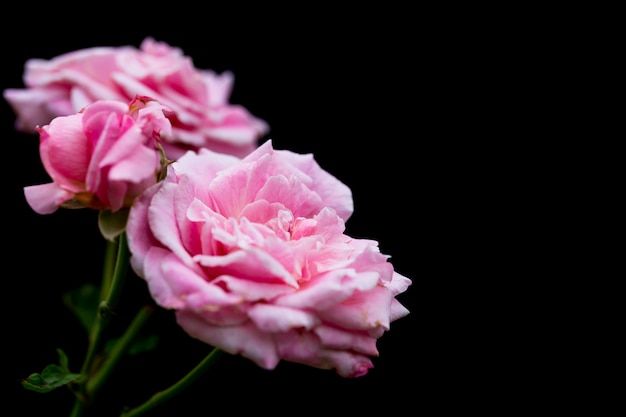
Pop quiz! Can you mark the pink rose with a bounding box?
[4,37,269,160]
[24,95,171,215]
[126,140,411,378]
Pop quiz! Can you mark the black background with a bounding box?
[1,9,430,417]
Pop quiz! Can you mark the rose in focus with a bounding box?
[126,140,411,378]
[24,95,171,215]
[4,37,269,160]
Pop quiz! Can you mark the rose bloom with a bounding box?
[126,140,411,378]
[4,37,269,160]
[24,95,171,215]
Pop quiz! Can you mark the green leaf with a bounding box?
[22,365,82,393]
[98,208,129,242]
[63,283,100,331]
[57,348,70,370]
[21,349,82,393]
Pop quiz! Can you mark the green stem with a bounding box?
[69,398,86,417]
[102,232,130,319]
[79,233,129,377]
[100,239,118,300]
[87,305,154,396]
[71,232,130,416]
[120,348,224,417]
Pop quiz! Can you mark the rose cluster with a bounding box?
[7,37,411,380]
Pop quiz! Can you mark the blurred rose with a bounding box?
[4,37,269,160]
[126,140,411,378]
[24,95,170,214]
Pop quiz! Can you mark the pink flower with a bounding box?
[4,37,269,160]
[24,95,171,215]
[126,140,411,378]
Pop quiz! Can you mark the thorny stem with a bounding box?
[87,305,154,396]
[70,232,130,417]
[120,348,224,417]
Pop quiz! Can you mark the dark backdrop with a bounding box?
[2,11,426,417]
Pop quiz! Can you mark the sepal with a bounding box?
[98,208,129,242]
